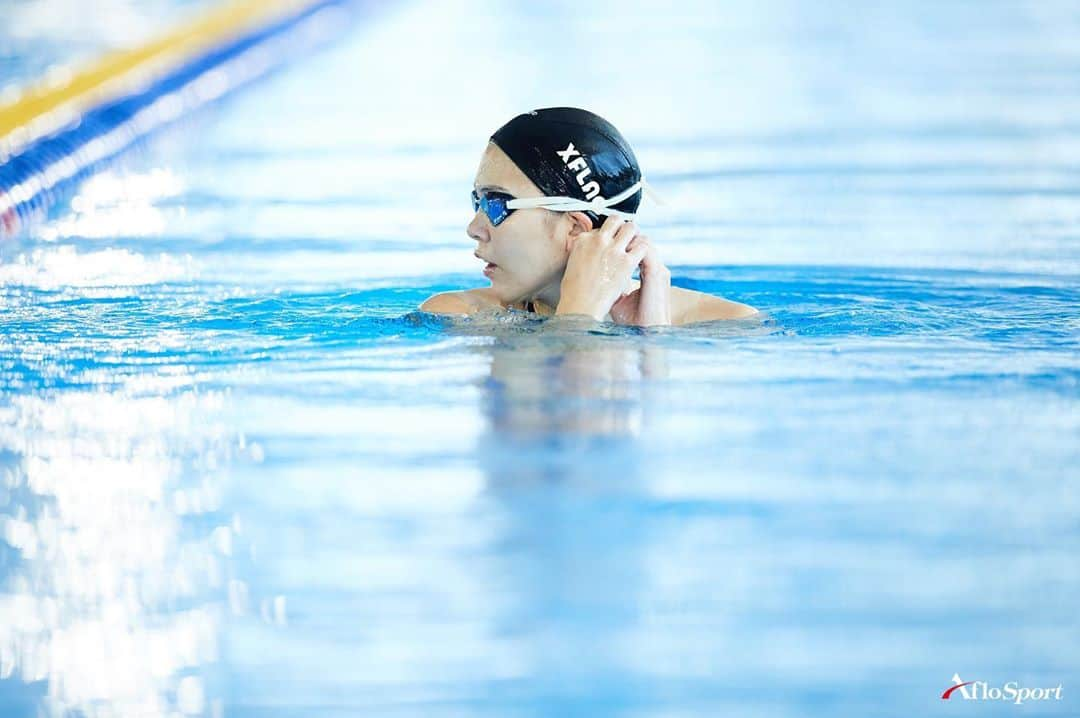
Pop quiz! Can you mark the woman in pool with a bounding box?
[421,107,757,326]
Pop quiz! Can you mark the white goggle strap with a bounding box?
[641,177,666,207]
[506,179,646,218]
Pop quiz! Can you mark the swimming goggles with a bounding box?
[471,180,650,227]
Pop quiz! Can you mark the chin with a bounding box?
[490,269,549,307]
[485,273,518,303]
[486,279,516,305]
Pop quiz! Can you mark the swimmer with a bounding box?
[420,107,757,325]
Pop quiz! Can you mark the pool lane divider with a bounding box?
[0,0,356,240]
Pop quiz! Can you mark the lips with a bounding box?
[477,254,498,277]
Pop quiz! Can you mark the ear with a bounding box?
[563,211,594,252]
[566,211,594,236]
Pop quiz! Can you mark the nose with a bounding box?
[467,211,489,242]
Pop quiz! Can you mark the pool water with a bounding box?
[1,1,1078,716]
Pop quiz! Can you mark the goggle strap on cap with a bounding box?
[505,178,650,218]
[641,178,666,207]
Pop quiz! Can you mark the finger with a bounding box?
[637,267,672,325]
[636,236,656,266]
[630,235,656,265]
[639,254,670,288]
[624,233,648,255]
[568,221,604,252]
[638,245,671,320]
[613,220,639,251]
[627,240,649,267]
[598,214,624,242]
[644,252,671,282]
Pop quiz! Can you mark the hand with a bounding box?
[610,234,671,326]
[555,216,649,321]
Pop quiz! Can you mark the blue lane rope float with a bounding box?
[0,0,357,239]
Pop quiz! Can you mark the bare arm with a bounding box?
[419,288,506,316]
[671,288,758,325]
[419,292,474,316]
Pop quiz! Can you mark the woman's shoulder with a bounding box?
[419,288,502,315]
[420,286,755,322]
[670,286,757,324]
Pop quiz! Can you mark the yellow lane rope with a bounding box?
[0,0,317,158]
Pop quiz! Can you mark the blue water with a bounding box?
[2,1,1079,716]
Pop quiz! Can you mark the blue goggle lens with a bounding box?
[471,190,513,226]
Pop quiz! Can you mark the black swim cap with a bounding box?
[490,107,642,228]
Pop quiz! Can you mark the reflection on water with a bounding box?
[0,387,235,718]
[478,319,671,438]
[475,323,666,695]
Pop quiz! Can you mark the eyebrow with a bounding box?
[474,183,510,192]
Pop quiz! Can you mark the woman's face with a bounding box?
[468,142,571,304]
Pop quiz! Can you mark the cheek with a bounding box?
[527,222,569,267]
[542,238,571,271]
[492,216,569,281]
[515,242,565,280]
